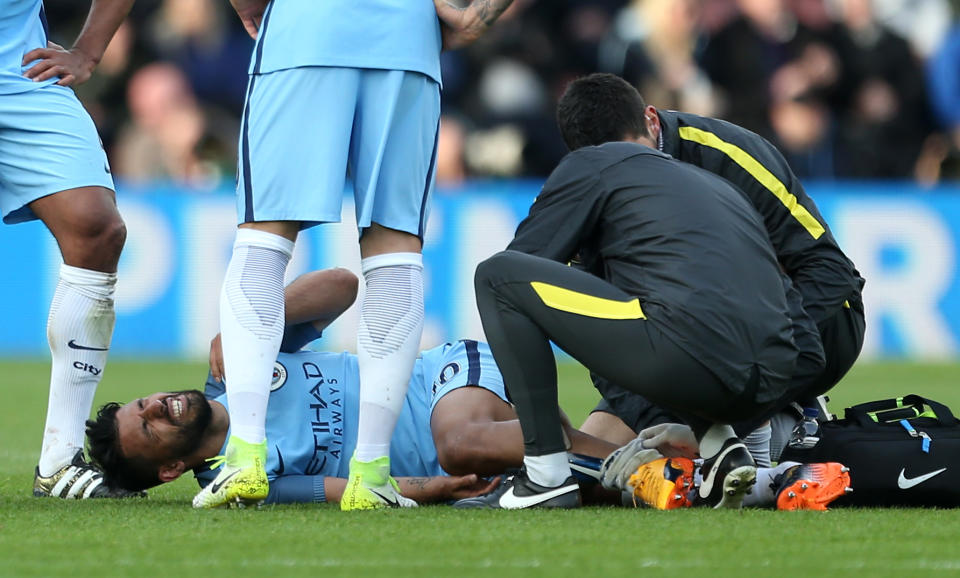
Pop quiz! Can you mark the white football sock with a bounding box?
[743,423,772,467]
[742,461,798,507]
[39,264,116,476]
[220,228,293,445]
[524,452,573,488]
[354,253,424,463]
[698,423,739,460]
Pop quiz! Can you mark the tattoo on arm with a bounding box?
[474,0,515,26]
[405,477,431,491]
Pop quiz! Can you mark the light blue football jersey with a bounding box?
[196,341,506,486]
[250,0,442,84]
[0,0,56,94]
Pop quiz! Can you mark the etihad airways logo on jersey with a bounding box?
[303,361,344,476]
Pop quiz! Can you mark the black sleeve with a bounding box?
[744,146,862,317]
[507,161,603,263]
[781,271,826,371]
[674,113,862,316]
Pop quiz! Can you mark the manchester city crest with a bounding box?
[271,362,288,391]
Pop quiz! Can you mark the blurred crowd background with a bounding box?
[43,0,960,189]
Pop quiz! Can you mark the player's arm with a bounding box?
[22,0,135,86]
[282,268,359,328]
[507,165,602,263]
[209,268,359,381]
[780,270,826,372]
[266,474,499,504]
[433,0,516,50]
[229,0,270,40]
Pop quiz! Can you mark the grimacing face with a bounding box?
[114,389,213,469]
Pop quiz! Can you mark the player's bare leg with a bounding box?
[430,386,527,476]
[431,387,620,476]
[30,186,135,498]
[194,221,297,508]
[579,410,642,447]
[342,224,423,510]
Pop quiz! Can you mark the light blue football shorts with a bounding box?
[424,340,508,415]
[237,66,441,237]
[0,82,114,224]
[390,340,510,478]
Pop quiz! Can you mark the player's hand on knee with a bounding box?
[638,423,699,458]
[22,42,96,86]
[599,438,663,491]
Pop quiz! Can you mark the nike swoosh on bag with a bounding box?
[210,470,240,494]
[67,339,109,351]
[897,467,947,489]
[498,483,577,509]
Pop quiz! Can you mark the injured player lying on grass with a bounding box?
[83,268,850,509]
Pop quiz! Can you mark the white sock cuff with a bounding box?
[698,424,738,459]
[524,452,572,487]
[59,264,117,297]
[361,252,422,274]
[234,228,295,257]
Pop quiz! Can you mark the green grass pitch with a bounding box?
[3,358,960,577]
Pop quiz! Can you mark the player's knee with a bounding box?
[474,257,494,288]
[474,251,511,288]
[87,216,127,262]
[64,214,127,270]
[101,217,127,258]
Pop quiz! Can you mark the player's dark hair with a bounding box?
[556,73,649,151]
[86,402,162,492]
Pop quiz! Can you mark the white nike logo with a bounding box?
[498,480,577,509]
[897,467,947,489]
[699,443,745,499]
[369,488,400,506]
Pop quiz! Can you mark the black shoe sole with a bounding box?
[711,465,757,509]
